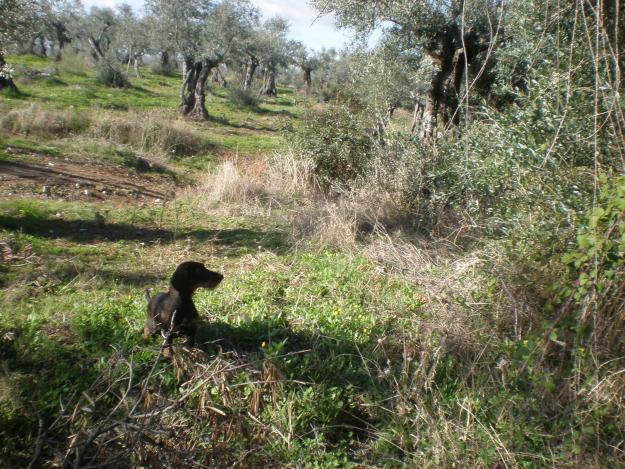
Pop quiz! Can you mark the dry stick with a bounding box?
[458,399,514,469]
[131,374,227,420]
[72,354,136,468]
[26,416,46,469]
[131,348,313,420]
[66,327,175,467]
[540,0,580,168]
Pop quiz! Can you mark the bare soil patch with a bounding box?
[0,151,177,204]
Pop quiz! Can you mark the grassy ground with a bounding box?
[1,54,621,468]
[2,54,421,468]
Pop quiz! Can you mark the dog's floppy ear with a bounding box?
[170,263,190,291]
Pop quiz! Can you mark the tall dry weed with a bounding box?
[91,111,206,156]
[0,104,90,137]
[192,150,316,210]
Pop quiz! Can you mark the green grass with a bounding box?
[0,193,422,467]
[1,54,300,159]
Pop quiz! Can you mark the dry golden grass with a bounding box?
[189,150,315,213]
[91,110,206,157]
[0,104,90,137]
[0,105,206,159]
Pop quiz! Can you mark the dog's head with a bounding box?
[170,261,224,293]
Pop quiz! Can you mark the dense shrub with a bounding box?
[92,112,206,156]
[290,104,374,186]
[0,105,90,137]
[56,48,90,76]
[227,87,259,108]
[558,174,625,360]
[95,58,129,88]
[149,60,178,77]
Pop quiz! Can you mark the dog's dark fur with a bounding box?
[144,261,223,350]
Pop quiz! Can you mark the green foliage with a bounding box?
[94,57,129,88]
[227,86,259,108]
[55,48,91,76]
[559,174,625,359]
[290,103,374,185]
[2,0,625,464]
[149,59,177,77]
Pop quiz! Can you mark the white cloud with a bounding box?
[255,0,352,50]
[82,0,142,12]
[255,0,317,21]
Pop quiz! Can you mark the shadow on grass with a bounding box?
[4,141,63,159]
[91,268,166,287]
[209,116,279,133]
[0,160,168,199]
[0,322,106,467]
[165,315,380,442]
[1,87,31,100]
[255,106,295,117]
[2,302,383,467]
[0,213,288,255]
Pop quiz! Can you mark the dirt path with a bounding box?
[0,153,177,204]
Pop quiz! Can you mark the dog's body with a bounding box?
[144,261,223,350]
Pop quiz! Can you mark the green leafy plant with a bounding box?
[290,103,374,186]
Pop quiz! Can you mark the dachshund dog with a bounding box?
[144,261,223,353]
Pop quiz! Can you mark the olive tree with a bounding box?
[0,0,44,91]
[312,0,503,137]
[238,22,264,91]
[70,6,119,61]
[147,0,258,119]
[46,0,84,60]
[115,3,149,78]
[257,17,294,97]
[294,43,320,95]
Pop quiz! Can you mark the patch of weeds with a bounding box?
[94,58,130,88]
[228,87,260,108]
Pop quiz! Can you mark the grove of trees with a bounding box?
[0,0,328,119]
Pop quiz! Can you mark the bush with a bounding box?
[227,87,259,108]
[149,60,177,77]
[558,173,625,361]
[95,58,129,88]
[56,48,90,76]
[289,104,374,186]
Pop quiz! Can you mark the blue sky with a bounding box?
[82,0,354,51]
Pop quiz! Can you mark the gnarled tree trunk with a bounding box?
[415,25,491,138]
[133,56,141,79]
[243,54,258,90]
[32,35,47,56]
[211,66,226,87]
[411,100,424,135]
[53,22,68,61]
[0,51,18,92]
[87,36,105,62]
[180,56,220,120]
[301,65,312,95]
[260,66,277,97]
[418,27,458,138]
